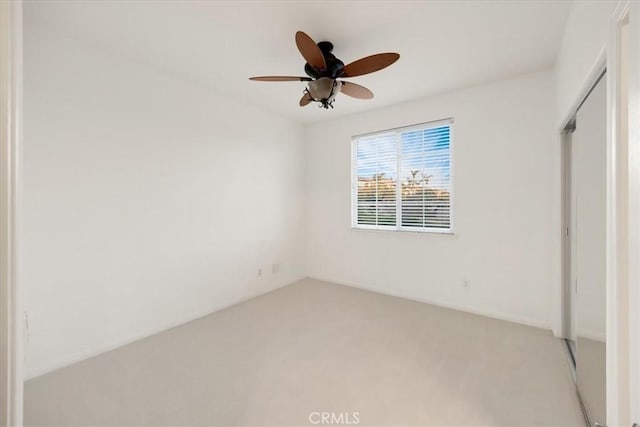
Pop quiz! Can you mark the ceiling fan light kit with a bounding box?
[249,31,399,110]
[306,78,341,109]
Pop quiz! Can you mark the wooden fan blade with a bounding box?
[341,53,400,78]
[340,81,374,99]
[249,76,312,82]
[299,93,313,107]
[295,31,326,71]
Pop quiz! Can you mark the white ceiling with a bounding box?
[24,0,571,124]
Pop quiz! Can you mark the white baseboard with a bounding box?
[25,276,305,380]
[306,275,551,331]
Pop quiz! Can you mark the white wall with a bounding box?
[22,26,306,378]
[305,70,557,329]
[555,0,617,125]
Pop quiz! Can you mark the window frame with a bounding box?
[351,118,454,234]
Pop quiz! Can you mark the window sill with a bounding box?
[351,225,455,236]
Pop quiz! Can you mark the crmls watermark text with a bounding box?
[308,412,360,425]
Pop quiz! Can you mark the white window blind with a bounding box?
[352,120,452,233]
[354,132,397,227]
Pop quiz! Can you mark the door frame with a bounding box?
[606,1,636,425]
[618,0,640,423]
[0,1,23,426]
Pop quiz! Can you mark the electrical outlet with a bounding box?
[463,279,470,288]
[257,268,263,277]
[272,263,279,274]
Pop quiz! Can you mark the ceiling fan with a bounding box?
[249,31,400,109]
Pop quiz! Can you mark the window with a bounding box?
[352,120,453,233]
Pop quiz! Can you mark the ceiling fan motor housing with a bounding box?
[304,41,345,79]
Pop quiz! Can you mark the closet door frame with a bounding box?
[0,1,23,426]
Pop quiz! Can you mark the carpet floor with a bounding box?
[24,278,585,426]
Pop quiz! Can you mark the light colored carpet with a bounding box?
[24,278,585,426]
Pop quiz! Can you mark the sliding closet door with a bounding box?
[574,75,607,426]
